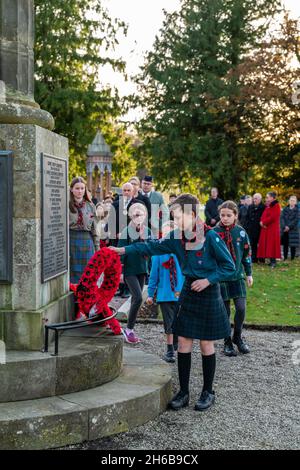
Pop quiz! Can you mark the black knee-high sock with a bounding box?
[202,353,216,394]
[233,297,246,338]
[178,352,191,394]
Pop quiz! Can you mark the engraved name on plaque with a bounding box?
[41,153,68,283]
[0,151,13,283]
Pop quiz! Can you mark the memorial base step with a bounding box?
[0,348,172,450]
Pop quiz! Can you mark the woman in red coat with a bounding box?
[257,191,281,267]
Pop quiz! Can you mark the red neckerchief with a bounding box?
[128,222,147,242]
[180,218,211,257]
[219,222,236,262]
[162,256,177,292]
[75,200,86,229]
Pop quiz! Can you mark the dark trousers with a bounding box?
[282,232,296,260]
[249,234,259,262]
[224,297,246,337]
[159,302,177,335]
[125,274,146,330]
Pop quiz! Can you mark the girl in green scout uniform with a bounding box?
[118,202,152,344]
[110,194,236,412]
[214,201,253,356]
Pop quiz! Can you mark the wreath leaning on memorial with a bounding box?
[70,247,122,335]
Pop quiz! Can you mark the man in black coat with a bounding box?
[245,193,265,262]
[238,195,252,230]
[204,187,223,226]
[129,176,151,223]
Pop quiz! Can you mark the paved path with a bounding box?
[68,325,300,450]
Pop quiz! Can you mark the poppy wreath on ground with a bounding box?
[70,247,122,335]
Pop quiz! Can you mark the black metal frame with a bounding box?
[0,151,13,284]
[43,307,118,356]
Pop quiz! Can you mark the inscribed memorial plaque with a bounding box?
[41,153,68,283]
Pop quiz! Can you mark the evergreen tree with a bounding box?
[35,0,136,183]
[134,0,298,199]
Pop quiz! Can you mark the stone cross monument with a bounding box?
[0,0,73,350]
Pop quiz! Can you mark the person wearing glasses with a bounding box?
[117,202,152,344]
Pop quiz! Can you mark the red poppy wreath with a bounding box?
[70,247,122,335]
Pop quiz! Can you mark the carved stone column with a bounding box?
[0,0,54,129]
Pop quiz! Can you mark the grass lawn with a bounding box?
[154,258,300,327]
[246,258,300,327]
[197,207,299,326]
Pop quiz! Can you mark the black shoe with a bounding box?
[163,350,176,363]
[232,335,250,354]
[194,390,215,412]
[224,337,237,357]
[168,390,189,410]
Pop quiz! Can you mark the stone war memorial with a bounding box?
[1,0,298,455]
[0,0,171,450]
[0,0,70,350]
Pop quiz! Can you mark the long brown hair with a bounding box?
[69,176,92,213]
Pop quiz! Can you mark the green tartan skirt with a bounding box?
[70,230,95,283]
[173,278,231,341]
[220,279,246,301]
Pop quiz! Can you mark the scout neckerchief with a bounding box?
[162,256,178,293]
[127,222,147,243]
[180,218,210,257]
[127,223,149,261]
[219,222,237,262]
[75,200,86,229]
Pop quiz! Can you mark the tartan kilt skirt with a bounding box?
[70,230,95,283]
[220,279,246,301]
[173,278,231,341]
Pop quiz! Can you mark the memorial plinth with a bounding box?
[0,124,73,350]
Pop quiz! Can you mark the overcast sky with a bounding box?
[101,0,299,119]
